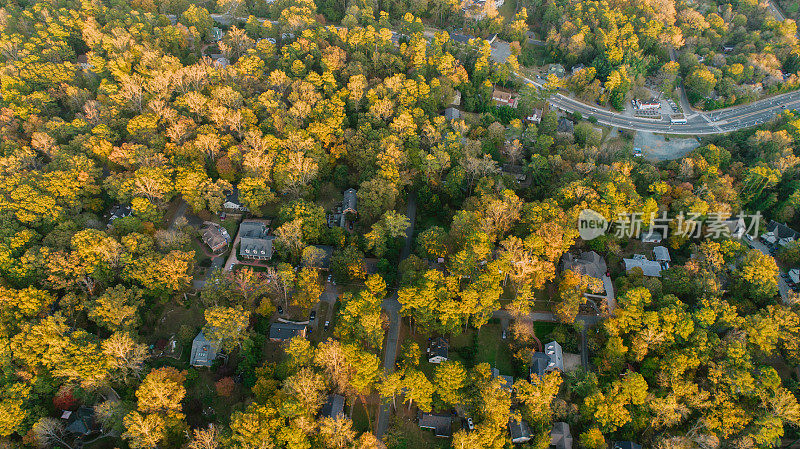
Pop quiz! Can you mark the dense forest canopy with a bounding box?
[0,0,799,448]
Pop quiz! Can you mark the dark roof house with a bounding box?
[65,407,95,435]
[550,422,573,449]
[320,394,345,419]
[190,331,220,367]
[419,412,453,438]
[107,204,132,227]
[557,117,574,133]
[427,337,449,363]
[239,236,275,260]
[269,322,307,342]
[223,187,249,212]
[508,416,532,444]
[444,107,461,121]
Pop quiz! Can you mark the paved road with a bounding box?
[375,192,417,439]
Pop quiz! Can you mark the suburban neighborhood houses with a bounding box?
[5,0,800,448]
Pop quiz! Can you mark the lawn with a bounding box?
[351,399,377,433]
[498,0,517,20]
[447,323,514,374]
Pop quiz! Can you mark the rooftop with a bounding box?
[623,258,663,277]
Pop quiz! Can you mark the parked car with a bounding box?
[277,306,283,315]
[327,274,332,283]
[310,310,316,321]
[502,329,506,339]
[467,418,474,430]
[324,320,330,330]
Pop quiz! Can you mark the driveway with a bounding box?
[376,193,417,439]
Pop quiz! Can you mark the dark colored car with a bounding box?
[310,310,316,321]
[277,306,283,315]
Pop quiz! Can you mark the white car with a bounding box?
[467,418,474,430]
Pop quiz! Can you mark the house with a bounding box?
[342,188,358,222]
[107,204,132,227]
[76,54,92,71]
[223,187,249,213]
[450,33,475,44]
[444,107,461,121]
[762,221,799,247]
[239,220,269,238]
[613,442,642,449]
[547,63,566,78]
[492,367,514,391]
[508,417,532,444]
[561,251,606,286]
[419,412,453,438]
[623,257,663,277]
[722,44,735,52]
[202,223,230,253]
[209,54,230,67]
[190,331,220,367]
[526,108,543,123]
[653,246,671,264]
[492,88,519,108]
[544,341,564,372]
[530,341,564,378]
[320,394,345,419]
[240,236,275,260]
[269,322,307,342]
[450,90,462,106]
[211,27,224,42]
[557,117,574,133]
[427,337,449,363]
[571,63,586,75]
[65,407,95,435]
[550,422,573,449]
[641,230,663,243]
[789,268,799,284]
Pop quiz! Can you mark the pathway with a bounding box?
[375,193,417,439]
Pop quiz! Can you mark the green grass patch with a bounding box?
[351,399,375,433]
[498,0,517,21]
[385,417,451,449]
[476,324,514,374]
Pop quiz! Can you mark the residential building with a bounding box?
[269,322,307,342]
[623,257,663,277]
[530,341,564,378]
[492,88,519,108]
[557,117,574,133]
[450,33,475,44]
[107,204,132,228]
[550,422,573,449]
[561,251,607,287]
[526,108,543,123]
[761,221,799,247]
[223,187,249,213]
[450,90,462,106]
[547,63,566,78]
[653,246,671,266]
[641,230,663,243]
[427,337,449,363]
[240,236,275,260]
[444,107,461,121]
[327,188,360,228]
[190,331,220,367]
[571,63,586,75]
[202,223,230,253]
[211,27,224,42]
[419,412,453,438]
[65,407,95,435]
[789,268,799,284]
[320,394,345,419]
[492,367,514,391]
[508,417,532,444]
[612,442,642,449]
[77,54,92,71]
[238,220,275,261]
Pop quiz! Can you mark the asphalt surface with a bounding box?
[375,192,417,439]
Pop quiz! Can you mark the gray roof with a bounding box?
[190,331,220,367]
[65,407,94,435]
[239,220,268,238]
[623,258,662,277]
[450,33,474,44]
[613,443,642,449]
[419,412,452,437]
[557,117,574,133]
[530,352,549,378]
[240,236,275,259]
[544,341,564,372]
[343,188,357,214]
[321,394,345,419]
[492,368,514,390]
[508,416,532,444]
[767,221,799,240]
[444,107,461,121]
[653,246,671,262]
[428,337,449,359]
[269,322,307,341]
[551,422,573,449]
[562,251,607,280]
